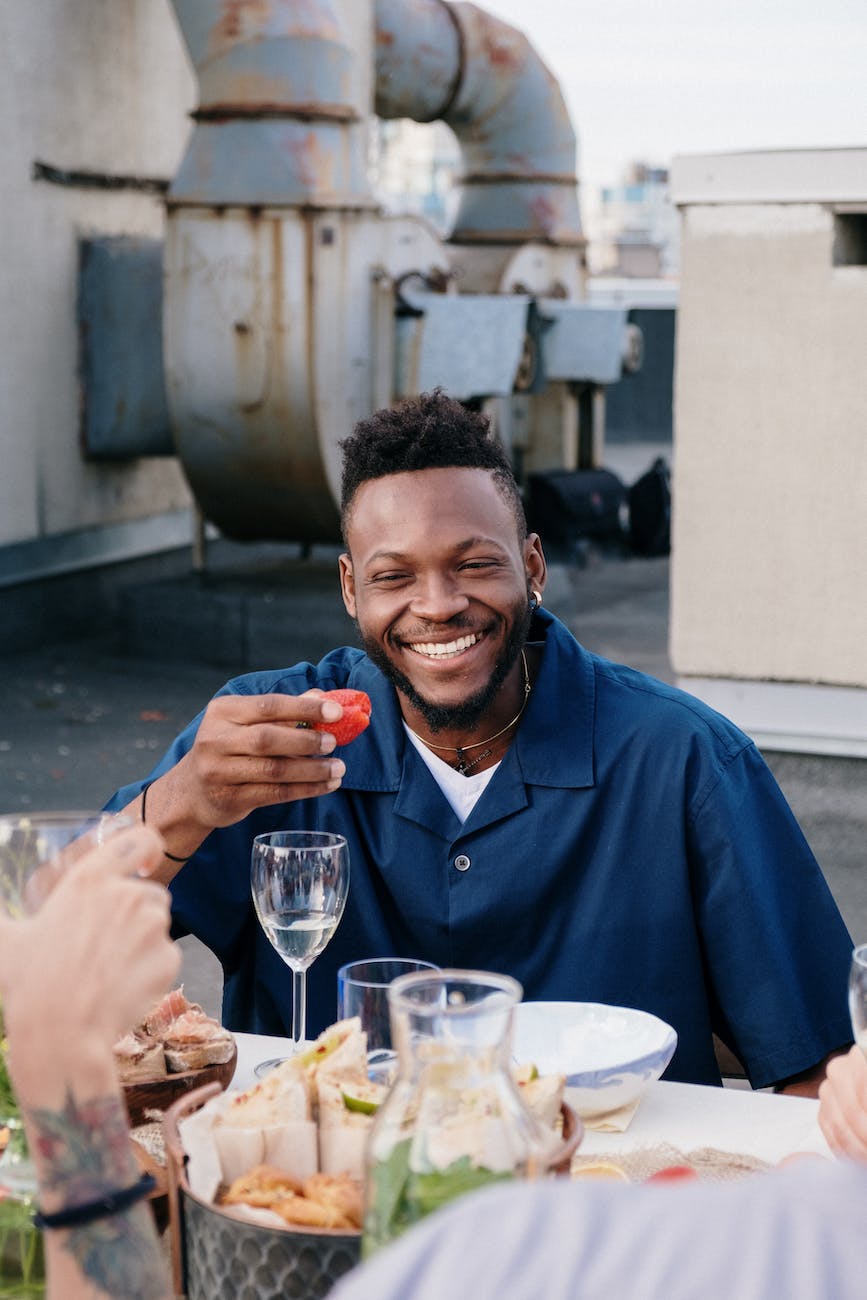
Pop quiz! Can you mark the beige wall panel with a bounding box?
[0,1,195,547]
[671,202,867,689]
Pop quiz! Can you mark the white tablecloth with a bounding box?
[575,1079,829,1161]
[230,1031,830,1163]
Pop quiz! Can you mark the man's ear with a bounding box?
[525,533,547,598]
[338,553,357,618]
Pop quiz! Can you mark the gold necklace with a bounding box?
[405,651,531,776]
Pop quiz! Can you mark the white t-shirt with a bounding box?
[403,725,499,823]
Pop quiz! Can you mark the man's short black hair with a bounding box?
[339,389,526,544]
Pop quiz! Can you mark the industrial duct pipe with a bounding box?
[165,0,385,541]
[163,0,592,542]
[374,0,583,251]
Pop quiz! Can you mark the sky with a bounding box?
[477,0,867,201]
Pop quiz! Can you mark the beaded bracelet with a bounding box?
[33,1172,156,1231]
[140,780,189,864]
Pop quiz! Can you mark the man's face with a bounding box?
[339,467,546,731]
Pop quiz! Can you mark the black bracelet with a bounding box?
[140,781,189,864]
[33,1172,156,1231]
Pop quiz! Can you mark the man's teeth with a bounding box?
[410,634,479,659]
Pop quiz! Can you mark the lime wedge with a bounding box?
[341,1081,388,1115]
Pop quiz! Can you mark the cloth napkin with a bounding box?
[571,1141,771,1183]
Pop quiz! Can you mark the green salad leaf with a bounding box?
[364,1140,514,1256]
[0,999,28,1164]
[406,1157,513,1218]
[0,1193,45,1295]
[0,1003,19,1128]
[364,1138,412,1256]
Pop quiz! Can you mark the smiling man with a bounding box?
[107,390,853,1092]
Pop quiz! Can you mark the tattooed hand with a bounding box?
[0,823,177,1299]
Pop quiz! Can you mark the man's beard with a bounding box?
[360,592,533,734]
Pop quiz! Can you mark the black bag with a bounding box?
[525,468,627,546]
[628,457,671,556]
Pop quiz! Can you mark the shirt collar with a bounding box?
[513,608,596,788]
[339,609,596,792]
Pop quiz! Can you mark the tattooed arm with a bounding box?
[0,824,180,1299]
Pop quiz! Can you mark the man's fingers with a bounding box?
[242,755,346,786]
[208,691,343,727]
[199,754,345,793]
[226,777,346,809]
[199,714,339,762]
[245,722,337,758]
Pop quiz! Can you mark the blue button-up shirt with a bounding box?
[108,610,853,1087]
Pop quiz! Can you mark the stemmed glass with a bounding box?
[251,830,349,1074]
[850,944,867,1056]
[0,811,132,1196]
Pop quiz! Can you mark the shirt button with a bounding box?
[454,854,471,872]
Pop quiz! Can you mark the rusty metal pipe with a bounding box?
[169,0,370,206]
[374,0,582,247]
[164,1,378,541]
[162,1,585,542]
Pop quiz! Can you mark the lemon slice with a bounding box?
[513,1062,540,1085]
[571,1162,630,1182]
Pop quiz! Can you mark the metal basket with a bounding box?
[163,1084,361,1300]
[163,1084,581,1297]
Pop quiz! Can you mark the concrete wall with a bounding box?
[0,1,194,553]
[670,149,867,754]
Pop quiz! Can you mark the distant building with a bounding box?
[373,132,680,282]
[371,118,460,234]
[591,162,680,278]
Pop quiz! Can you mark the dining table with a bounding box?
[229,1031,832,1167]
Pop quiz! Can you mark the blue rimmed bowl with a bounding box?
[513,1002,677,1118]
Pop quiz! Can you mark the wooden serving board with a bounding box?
[123,1045,237,1127]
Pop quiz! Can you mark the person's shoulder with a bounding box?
[591,654,753,758]
[538,611,753,763]
[219,647,369,698]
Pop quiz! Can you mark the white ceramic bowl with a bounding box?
[512,1001,677,1118]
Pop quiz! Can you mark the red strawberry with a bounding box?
[312,689,372,746]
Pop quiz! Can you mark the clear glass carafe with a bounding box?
[363,970,567,1255]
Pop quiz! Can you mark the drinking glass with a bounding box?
[0,810,132,1206]
[337,958,439,1080]
[850,944,867,1055]
[251,830,349,1074]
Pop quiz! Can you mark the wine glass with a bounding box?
[251,830,349,1074]
[0,810,132,1197]
[850,944,867,1056]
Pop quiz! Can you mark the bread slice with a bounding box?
[113,1032,167,1083]
[164,1037,235,1072]
[162,1008,235,1073]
